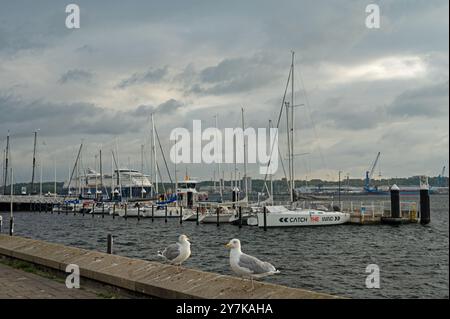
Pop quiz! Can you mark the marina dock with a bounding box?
[0,235,340,299]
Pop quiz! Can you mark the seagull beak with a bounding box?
[225,243,232,249]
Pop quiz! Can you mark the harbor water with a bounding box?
[1,194,448,299]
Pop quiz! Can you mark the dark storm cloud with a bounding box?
[117,66,169,89]
[58,69,93,84]
[183,54,283,96]
[387,81,449,118]
[0,93,183,138]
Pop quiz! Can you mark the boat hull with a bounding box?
[257,209,350,227]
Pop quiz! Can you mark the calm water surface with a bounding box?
[1,195,448,299]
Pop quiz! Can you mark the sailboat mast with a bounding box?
[151,113,158,195]
[215,114,223,201]
[31,131,37,194]
[241,107,248,202]
[99,149,103,199]
[141,144,144,198]
[3,132,9,195]
[290,51,295,202]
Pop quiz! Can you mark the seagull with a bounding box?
[225,238,280,291]
[158,234,191,271]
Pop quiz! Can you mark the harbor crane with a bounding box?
[364,152,381,192]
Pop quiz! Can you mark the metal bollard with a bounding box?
[420,184,431,225]
[390,184,400,218]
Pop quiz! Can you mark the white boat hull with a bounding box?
[200,213,234,224]
[257,207,350,227]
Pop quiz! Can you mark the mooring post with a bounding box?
[102,203,105,219]
[74,203,77,216]
[137,204,140,222]
[179,206,183,224]
[0,215,3,232]
[112,203,115,219]
[107,234,113,254]
[390,184,400,218]
[196,206,199,225]
[165,205,167,223]
[9,217,14,236]
[263,206,267,231]
[239,206,242,228]
[39,201,42,213]
[216,206,220,227]
[125,203,128,220]
[151,204,154,222]
[420,183,431,225]
[92,202,95,218]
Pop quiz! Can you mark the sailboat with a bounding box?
[258,52,350,227]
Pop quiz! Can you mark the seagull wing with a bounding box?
[161,243,180,261]
[238,253,277,275]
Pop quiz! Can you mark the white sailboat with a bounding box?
[259,51,350,227]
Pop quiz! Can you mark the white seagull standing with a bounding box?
[225,238,280,291]
[158,234,191,271]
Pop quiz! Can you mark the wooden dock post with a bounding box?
[239,206,242,228]
[107,234,113,254]
[102,203,105,219]
[92,203,95,218]
[263,206,267,231]
[137,204,140,222]
[0,215,2,233]
[179,206,183,224]
[151,204,154,222]
[124,203,128,220]
[196,206,199,225]
[216,207,219,227]
[112,203,115,219]
[164,205,167,223]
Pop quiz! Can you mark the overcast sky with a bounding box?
[0,0,448,183]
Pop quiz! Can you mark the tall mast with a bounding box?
[241,107,248,202]
[54,157,57,198]
[31,131,37,194]
[39,159,43,198]
[141,144,144,198]
[291,51,295,201]
[215,114,223,201]
[151,113,158,195]
[3,132,9,195]
[128,157,132,199]
[290,51,295,202]
[99,148,103,199]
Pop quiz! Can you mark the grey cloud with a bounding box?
[387,81,449,118]
[117,66,168,89]
[0,94,185,137]
[184,54,283,96]
[58,69,93,84]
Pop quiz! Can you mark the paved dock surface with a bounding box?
[0,263,99,299]
[0,235,340,299]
